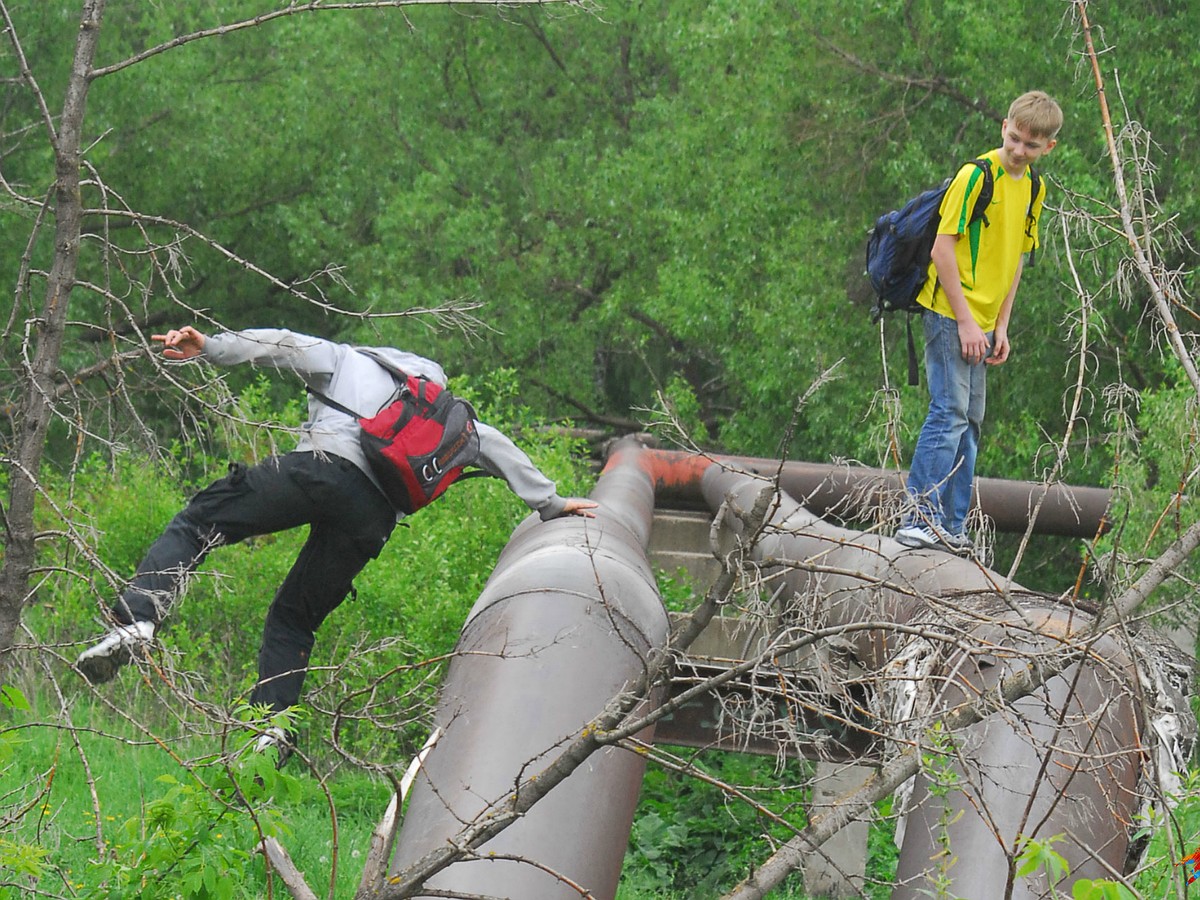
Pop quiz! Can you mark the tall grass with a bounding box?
[3,687,392,898]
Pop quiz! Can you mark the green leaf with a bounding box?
[1071,878,1135,899]
[1015,834,1070,883]
[0,684,30,711]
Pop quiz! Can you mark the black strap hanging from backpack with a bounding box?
[904,314,920,387]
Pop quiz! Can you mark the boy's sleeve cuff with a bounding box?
[537,496,569,520]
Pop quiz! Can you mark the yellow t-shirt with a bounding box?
[916,150,1044,330]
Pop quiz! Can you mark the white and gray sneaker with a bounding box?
[895,522,961,554]
[76,620,156,684]
[253,726,295,769]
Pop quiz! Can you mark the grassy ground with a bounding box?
[5,676,888,899]
[4,685,391,899]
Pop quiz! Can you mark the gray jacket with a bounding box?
[203,328,568,519]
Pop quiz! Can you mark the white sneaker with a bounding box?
[253,726,295,769]
[895,522,959,554]
[76,620,156,684]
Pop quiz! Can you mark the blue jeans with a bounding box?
[904,310,989,535]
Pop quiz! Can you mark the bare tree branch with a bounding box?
[89,0,597,80]
[1074,0,1200,394]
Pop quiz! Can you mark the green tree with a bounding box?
[3,2,1200,897]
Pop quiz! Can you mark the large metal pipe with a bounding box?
[386,443,1148,898]
[697,459,1144,897]
[892,610,1140,895]
[641,448,1111,537]
[388,450,669,899]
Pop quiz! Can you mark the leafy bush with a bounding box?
[0,694,388,900]
[622,750,811,898]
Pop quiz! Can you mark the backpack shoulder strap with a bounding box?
[966,158,994,227]
[355,347,407,383]
[1025,168,1042,226]
[928,159,993,309]
[306,386,363,421]
[456,469,497,482]
[306,348,402,420]
[1026,167,1042,266]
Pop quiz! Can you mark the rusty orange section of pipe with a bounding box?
[602,443,716,498]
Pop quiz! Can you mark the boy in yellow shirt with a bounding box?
[896,91,1061,553]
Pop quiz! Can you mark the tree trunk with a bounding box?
[0,0,106,668]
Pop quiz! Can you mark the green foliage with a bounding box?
[1094,375,1200,627]
[7,0,1200,486]
[920,723,961,799]
[72,708,303,900]
[918,724,965,898]
[0,683,29,712]
[654,569,702,614]
[6,2,1200,897]
[87,767,282,900]
[0,697,388,900]
[657,374,711,446]
[1015,833,1070,886]
[1015,833,1138,900]
[0,684,30,769]
[0,686,51,896]
[1126,767,1200,897]
[58,453,194,587]
[1071,878,1135,900]
[865,795,900,899]
[10,1,1200,548]
[621,750,810,897]
[0,838,51,885]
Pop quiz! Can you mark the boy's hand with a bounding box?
[956,319,989,364]
[560,498,599,518]
[987,331,1011,365]
[152,326,206,360]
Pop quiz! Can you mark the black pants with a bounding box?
[113,452,396,712]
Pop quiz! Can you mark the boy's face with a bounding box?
[998,119,1057,175]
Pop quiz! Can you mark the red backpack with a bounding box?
[311,353,484,514]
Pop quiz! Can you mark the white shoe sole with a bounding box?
[77,622,154,684]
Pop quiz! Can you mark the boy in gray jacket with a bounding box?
[77,326,596,759]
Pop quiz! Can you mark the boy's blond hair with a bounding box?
[1007,90,1063,140]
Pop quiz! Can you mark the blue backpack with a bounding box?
[865,159,1040,383]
